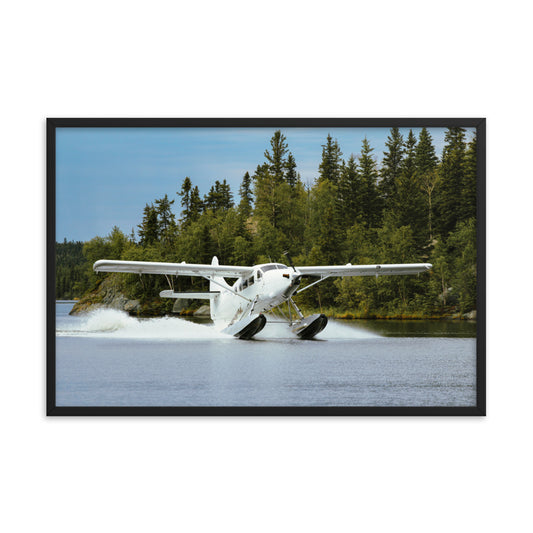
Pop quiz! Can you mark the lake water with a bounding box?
[55,301,477,407]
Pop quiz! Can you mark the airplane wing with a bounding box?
[93,259,253,278]
[296,263,432,277]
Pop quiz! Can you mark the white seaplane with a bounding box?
[93,257,432,340]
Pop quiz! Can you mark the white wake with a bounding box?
[255,319,379,340]
[57,308,229,340]
[57,309,378,341]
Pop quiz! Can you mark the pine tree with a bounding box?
[461,134,477,221]
[415,128,439,242]
[264,130,289,183]
[285,153,298,188]
[219,179,234,210]
[253,163,278,227]
[358,138,381,227]
[434,127,467,236]
[154,194,176,247]
[337,155,362,225]
[419,169,439,242]
[238,171,253,218]
[189,185,204,222]
[204,184,218,211]
[108,226,128,257]
[254,132,289,231]
[137,203,159,245]
[253,133,306,257]
[318,134,343,184]
[278,180,307,256]
[379,127,404,204]
[178,177,192,222]
[204,179,233,212]
[447,218,477,312]
[155,194,175,234]
[401,130,417,178]
[392,167,426,248]
[308,180,341,264]
[415,127,438,176]
[387,129,426,247]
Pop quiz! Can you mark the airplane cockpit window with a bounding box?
[260,263,288,273]
[256,270,262,280]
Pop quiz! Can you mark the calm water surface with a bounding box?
[55,302,476,407]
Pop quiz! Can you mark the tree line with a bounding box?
[56,127,477,317]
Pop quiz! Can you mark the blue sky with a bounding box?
[56,126,474,242]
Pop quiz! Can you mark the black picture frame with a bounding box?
[47,117,486,416]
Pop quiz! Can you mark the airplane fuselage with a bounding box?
[210,263,301,326]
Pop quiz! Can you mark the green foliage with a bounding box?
[70,129,478,318]
[379,127,404,202]
[238,171,253,218]
[56,239,91,299]
[120,243,167,298]
[445,218,477,312]
[415,127,438,176]
[252,133,307,258]
[434,127,467,237]
[204,179,233,212]
[307,180,341,264]
[189,186,204,222]
[414,127,439,243]
[233,235,254,265]
[154,194,176,244]
[335,217,421,314]
[285,153,298,188]
[389,162,426,248]
[462,134,477,221]
[264,130,289,183]
[178,177,192,222]
[137,204,159,245]
[318,134,343,184]
[85,227,130,282]
[357,138,381,228]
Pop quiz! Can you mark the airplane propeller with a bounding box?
[283,250,296,271]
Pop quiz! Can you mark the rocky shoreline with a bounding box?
[69,275,212,317]
[68,275,476,321]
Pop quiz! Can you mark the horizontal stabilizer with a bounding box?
[159,290,220,299]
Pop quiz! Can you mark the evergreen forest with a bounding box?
[56,127,478,318]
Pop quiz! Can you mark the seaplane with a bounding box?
[93,256,432,340]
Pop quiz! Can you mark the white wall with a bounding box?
[1,1,530,532]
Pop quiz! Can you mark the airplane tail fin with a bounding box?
[209,256,227,320]
[209,256,229,288]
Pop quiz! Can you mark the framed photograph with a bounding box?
[47,118,485,415]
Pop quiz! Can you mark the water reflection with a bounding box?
[348,319,476,338]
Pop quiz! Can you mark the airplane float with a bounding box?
[93,257,432,340]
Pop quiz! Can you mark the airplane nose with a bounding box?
[282,274,301,298]
[282,272,301,287]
